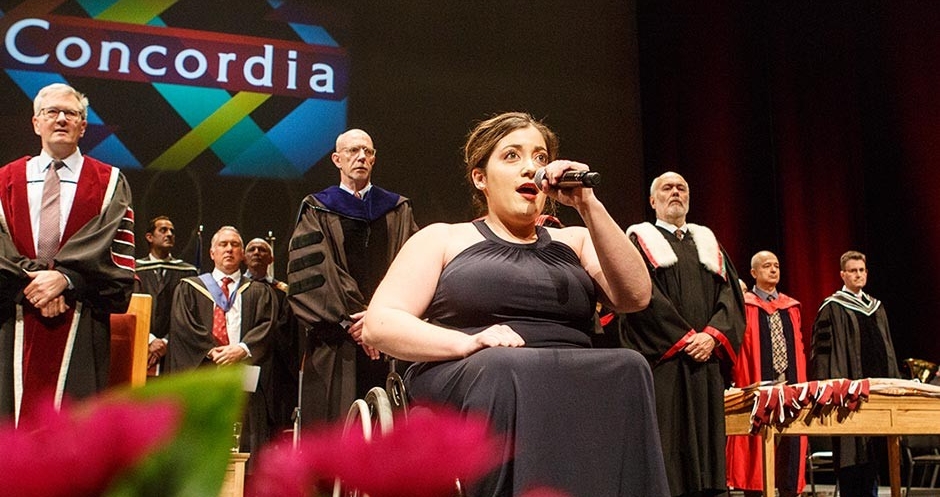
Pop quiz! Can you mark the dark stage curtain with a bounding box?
[635,1,940,368]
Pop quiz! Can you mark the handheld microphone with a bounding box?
[533,168,602,190]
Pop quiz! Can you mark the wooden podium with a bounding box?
[219,452,250,497]
[726,392,940,497]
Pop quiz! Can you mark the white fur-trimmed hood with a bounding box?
[626,222,727,280]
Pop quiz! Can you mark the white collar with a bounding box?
[212,268,241,285]
[339,182,372,198]
[655,219,687,233]
[626,222,727,280]
[36,149,83,173]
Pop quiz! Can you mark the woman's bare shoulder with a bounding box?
[414,222,478,238]
[545,225,588,252]
[408,222,482,249]
[418,222,484,263]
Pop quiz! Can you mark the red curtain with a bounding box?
[636,1,940,368]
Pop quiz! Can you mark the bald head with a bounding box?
[246,238,271,251]
[335,129,372,150]
[749,250,780,293]
[332,128,376,191]
[245,237,273,278]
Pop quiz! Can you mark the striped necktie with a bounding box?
[767,297,788,377]
[36,161,65,266]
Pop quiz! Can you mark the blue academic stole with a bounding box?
[198,273,241,311]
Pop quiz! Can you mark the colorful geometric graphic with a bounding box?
[0,0,348,179]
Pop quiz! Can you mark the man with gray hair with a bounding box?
[811,250,900,496]
[621,171,745,497]
[287,129,418,425]
[167,226,275,453]
[167,227,274,371]
[727,250,806,496]
[0,83,135,427]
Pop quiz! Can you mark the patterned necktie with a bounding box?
[674,229,684,241]
[768,309,788,376]
[211,277,233,346]
[36,161,65,266]
[354,190,362,199]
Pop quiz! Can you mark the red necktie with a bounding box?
[211,277,233,346]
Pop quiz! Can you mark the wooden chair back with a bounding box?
[108,293,152,388]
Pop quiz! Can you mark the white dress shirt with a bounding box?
[26,150,83,254]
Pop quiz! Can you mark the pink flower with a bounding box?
[249,406,504,497]
[248,436,322,497]
[0,397,181,497]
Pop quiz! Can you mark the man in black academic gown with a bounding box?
[621,171,745,497]
[167,226,275,453]
[811,250,900,497]
[134,216,197,376]
[287,129,418,425]
[244,237,299,438]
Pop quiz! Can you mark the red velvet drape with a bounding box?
[636,1,940,368]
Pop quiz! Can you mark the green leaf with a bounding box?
[103,367,248,497]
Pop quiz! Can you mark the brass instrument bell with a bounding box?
[904,357,939,383]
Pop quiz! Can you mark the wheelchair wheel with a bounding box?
[331,388,395,497]
[364,386,395,436]
[332,399,372,497]
[385,372,410,416]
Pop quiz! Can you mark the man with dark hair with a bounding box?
[134,216,196,375]
[621,171,745,497]
[727,250,806,496]
[811,250,900,497]
[0,83,135,427]
[287,128,418,425]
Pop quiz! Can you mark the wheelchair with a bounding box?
[330,363,465,497]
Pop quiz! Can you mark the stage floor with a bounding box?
[726,487,939,496]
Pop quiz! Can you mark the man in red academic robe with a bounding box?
[726,250,807,497]
[0,83,136,428]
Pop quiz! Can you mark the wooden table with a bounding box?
[726,393,940,497]
[219,452,250,497]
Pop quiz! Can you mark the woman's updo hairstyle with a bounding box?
[463,112,558,215]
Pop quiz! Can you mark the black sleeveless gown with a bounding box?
[405,221,668,497]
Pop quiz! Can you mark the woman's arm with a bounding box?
[362,223,523,362]
[541,160,651,313]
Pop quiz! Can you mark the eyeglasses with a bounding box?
[38,108,84,121]
[340,146,376,157]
